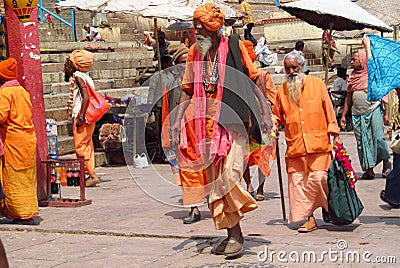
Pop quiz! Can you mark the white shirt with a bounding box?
[72,71,95,119]
[85,27,102,42]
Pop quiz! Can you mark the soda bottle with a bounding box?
[73,162,80,186]
[60,162,67,187]
[50,165,58,195]
[66,162,73,186]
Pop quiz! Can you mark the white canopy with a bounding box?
[57,0,238,20]
[280,0,392,32]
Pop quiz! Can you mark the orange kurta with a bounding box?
[272,75,340,223]
[272,75,340,173]
[0,84,38,219]
[0,85,36,170]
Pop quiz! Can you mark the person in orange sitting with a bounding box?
[0,58,38,225]
[64,50,100,187]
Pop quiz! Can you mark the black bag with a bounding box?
[328,158,364,225]
[219,34,262,144]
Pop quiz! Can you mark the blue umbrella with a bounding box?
[167,21,193,31]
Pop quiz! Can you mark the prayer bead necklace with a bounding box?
[67,77,75,119]
[202,51,219,94]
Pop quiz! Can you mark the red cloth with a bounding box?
[193,3,225,32]
[347,50,368,92]
[0,58,18,81]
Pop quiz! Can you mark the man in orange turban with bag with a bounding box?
[64,50,100,187]
[0,58,38,225]
[170,3,274,257]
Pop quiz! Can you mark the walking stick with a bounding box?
[275,137,287,224]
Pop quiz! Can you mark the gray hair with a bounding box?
[283,51,305,70]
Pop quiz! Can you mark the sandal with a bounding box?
[255,194,265,201]
[382,162,392,178]
[361,172,375,180]
[298,221,317,233]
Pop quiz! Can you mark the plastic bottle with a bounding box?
[165,148,178,169]
[47,135,58,160]
[60,162,67,186]
[66,162,73,186]
[72,162,80,186]
[54,162,62,197]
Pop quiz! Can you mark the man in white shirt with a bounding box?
[83,24,104,42]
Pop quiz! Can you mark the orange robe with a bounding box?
[73,119,95,176]
[272,75,340,223]
[180,40,260,229]
[245,71,277,176]
[0,84,38,219]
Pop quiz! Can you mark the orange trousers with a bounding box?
[73,119,95,176]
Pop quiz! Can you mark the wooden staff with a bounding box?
[275,137,287,223]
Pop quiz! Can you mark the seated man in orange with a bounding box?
[0,58,38,225]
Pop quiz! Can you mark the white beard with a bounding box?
[196,34,212,59]
[285,73,305,104]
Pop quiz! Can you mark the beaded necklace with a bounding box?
[67,77,75,119]
[202,51,219,94]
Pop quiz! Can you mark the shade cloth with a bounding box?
[367,34,400,101]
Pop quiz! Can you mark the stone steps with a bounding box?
[40,47,152,62]
[44,87,144,110]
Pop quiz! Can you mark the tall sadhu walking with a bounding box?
[170,3,274,257]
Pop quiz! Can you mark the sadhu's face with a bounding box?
[193,19,213,39]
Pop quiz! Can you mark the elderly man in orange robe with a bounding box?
[0,58,38,225]
[170,3,274,257]
[272,51,342,232]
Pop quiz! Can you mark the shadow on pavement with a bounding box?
[358,215,400,226]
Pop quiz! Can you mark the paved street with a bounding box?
[0,132,399,267]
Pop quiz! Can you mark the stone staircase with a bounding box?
[39,0,156,163]
[39,0,325,164]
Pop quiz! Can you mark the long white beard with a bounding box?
[196,34,212,59]
[285,73,305,104]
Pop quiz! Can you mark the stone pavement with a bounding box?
[0,133,399,268]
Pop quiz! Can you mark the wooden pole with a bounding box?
[275,138,287,223]
[154,18,161,72]
[324,24,333,84]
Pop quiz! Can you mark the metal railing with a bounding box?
[37,0,76,42]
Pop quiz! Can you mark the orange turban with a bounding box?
[193,3,225,32]
[242,40,257,62]
[0,58,18,81]
[69,50,94,72]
